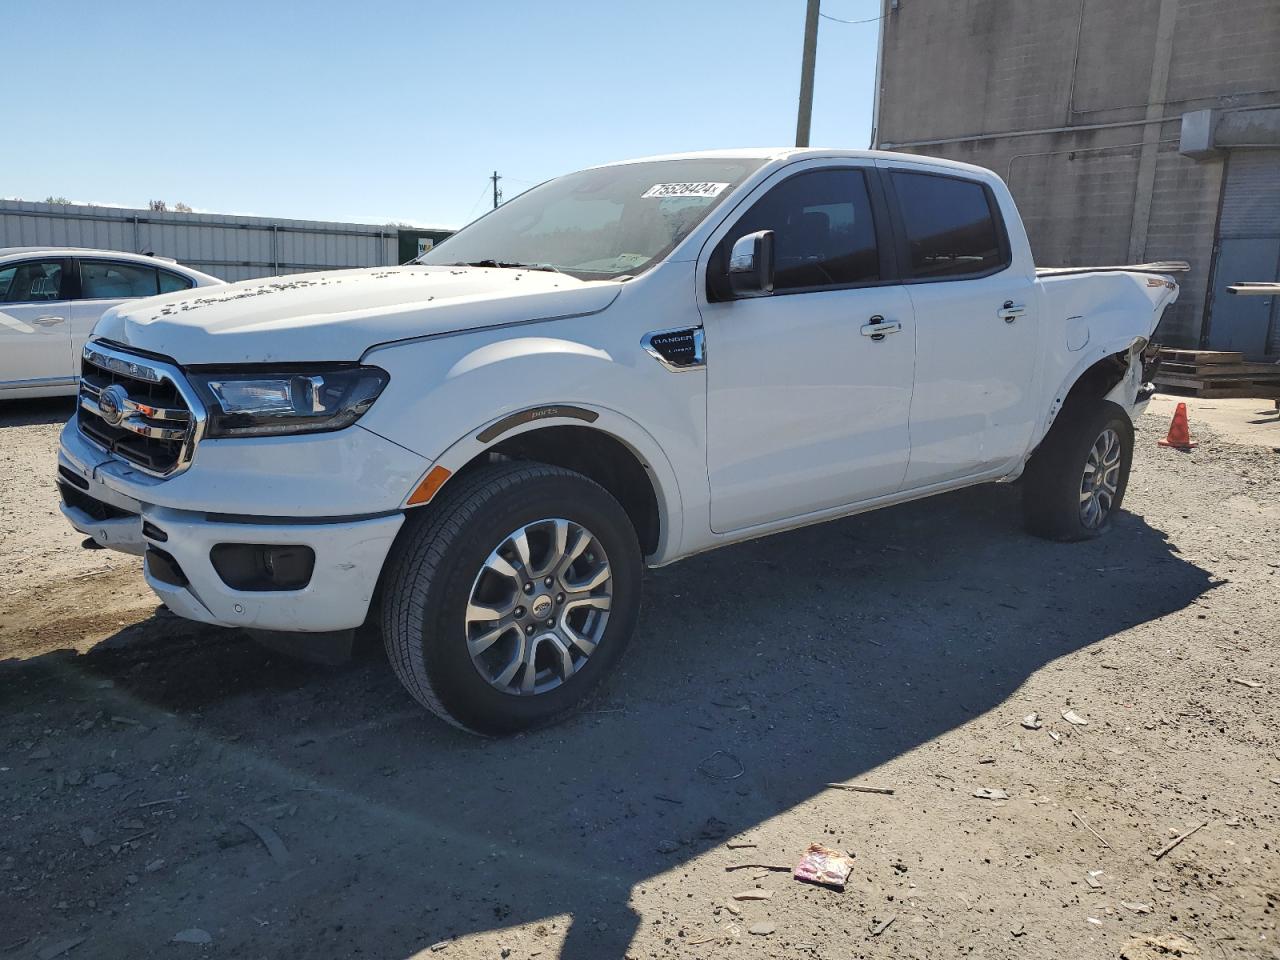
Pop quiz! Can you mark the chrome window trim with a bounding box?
[78,340,207,478]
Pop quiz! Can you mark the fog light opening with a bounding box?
[209,543,315,592]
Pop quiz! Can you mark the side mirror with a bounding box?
[727,230,775,298]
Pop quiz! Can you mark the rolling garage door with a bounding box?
[1207,150,1280,356]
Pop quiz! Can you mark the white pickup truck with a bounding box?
[58,149,1178,734]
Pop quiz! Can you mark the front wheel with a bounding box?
[380,461,642,735]
[1022,399,1134,541]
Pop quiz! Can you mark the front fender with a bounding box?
[356,319,702,562]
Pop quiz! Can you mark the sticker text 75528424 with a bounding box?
[641,182,730,200]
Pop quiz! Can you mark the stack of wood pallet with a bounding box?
[1154,349,1280,399]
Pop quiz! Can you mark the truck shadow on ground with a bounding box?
[0,395,75,428]
[2,484,1214,959]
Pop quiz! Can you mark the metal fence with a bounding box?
[0,200,445,283]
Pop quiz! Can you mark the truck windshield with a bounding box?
[419,158,766,281]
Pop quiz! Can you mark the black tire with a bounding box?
[1022,398,1134,542]
[380,461,642,735]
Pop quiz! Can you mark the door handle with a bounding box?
[998,301,1025,323]
[33,315,66,326]
[860,315,902,341]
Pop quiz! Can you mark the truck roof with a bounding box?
[596,147,999,179]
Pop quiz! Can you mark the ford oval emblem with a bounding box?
[98,384,129,427]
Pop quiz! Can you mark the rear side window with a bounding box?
[80,261,160,299]
[0,261,64,302]
[725,168,880,292]
[159,270,194,293]
[891,172,1006,279]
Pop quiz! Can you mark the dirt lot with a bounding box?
[2,396,1278,960]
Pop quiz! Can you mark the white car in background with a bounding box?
[0,248,221,399]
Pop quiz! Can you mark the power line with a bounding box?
[466,180,494,218]
[819,10,883,24]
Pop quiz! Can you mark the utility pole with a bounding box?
[795,0,821,147]
[490,170,503,209]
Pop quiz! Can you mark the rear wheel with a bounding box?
[1022,398,1133,541]
[381,461,642,735]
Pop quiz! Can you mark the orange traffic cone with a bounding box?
[1158,401,1198,449]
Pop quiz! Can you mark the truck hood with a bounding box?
[93,265,621,364]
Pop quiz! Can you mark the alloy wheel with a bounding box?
[464,518,613,696]
[1079,427,1122,529]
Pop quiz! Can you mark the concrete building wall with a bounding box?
[874,0,1280,349]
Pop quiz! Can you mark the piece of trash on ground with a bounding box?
[1229,677,1263,689]
[697,750,744,781]
[870,915,896,936]
[973,788,1009,800]
[1150,821,1209,860]
[1061,709,1089,726]
[1021,713,1042,730]
[241,817,291,866]
[747,922,775,936]
[731,889,773,901]
[171,929,212,945]
[792,842,855,891]
[824,782,894,795]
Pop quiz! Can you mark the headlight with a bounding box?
[188,366,389,437]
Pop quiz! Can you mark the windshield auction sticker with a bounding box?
[641,182,730,199]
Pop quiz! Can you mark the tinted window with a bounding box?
[726,169,879,291]
[0,261,64,302]
[80,261,159,299]
[159,270,194,293]
[892,172,1005,279]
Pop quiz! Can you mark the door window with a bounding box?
[158,270,194,293]
[79,261,160,299]
[724,169,881,292]
[890,172,1007,279]
[0,261,65,302]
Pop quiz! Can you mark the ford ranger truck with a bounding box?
[57,149,1178,734]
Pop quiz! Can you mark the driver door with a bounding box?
[699,163,916,533]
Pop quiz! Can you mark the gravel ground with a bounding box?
[1,396,1277,960]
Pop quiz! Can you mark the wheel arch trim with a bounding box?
[399,404,685,562]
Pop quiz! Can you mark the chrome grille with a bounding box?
[78,342,205,477]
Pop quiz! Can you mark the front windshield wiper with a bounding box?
[452,260,564,275]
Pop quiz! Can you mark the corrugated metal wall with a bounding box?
[1218,151,1280,239]
[0,200,410,282]
[1214,150,1280,355]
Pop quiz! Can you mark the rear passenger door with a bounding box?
[69,259,194,362]
[879,162,1040,486]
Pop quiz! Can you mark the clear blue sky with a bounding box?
[4,0,881,229]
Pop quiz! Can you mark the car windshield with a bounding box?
[419,158,766,281]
